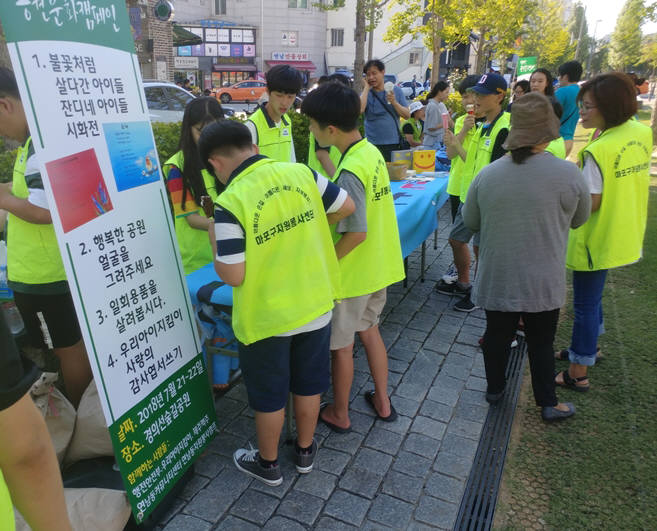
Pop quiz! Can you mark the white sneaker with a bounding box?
[441,263,458,284]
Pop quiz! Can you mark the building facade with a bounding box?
[325,1,473,85]
[170,0,329,89]
[127,0,175,81]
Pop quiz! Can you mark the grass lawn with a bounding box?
[494,106,657,529]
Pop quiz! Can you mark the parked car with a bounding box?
[215,80,267,103]
[383,74,398,85]
[143,81,196,123]
[397,80,424,98]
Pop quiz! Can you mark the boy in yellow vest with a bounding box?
[439,73,510,312]
[245,65,302,162]
[199,120,354,485]
[0,67,92,408]
[301,82,405,432]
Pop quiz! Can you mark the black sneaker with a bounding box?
[435,279,471,296]
[454,294,478,312]
[294,438,317,474]
[233,447,283,486]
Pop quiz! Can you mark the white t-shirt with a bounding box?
[582,153,603,194]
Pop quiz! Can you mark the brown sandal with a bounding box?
[555,370,590,392]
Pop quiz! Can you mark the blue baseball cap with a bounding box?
[470,73,507,95]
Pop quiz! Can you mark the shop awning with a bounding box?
[266,60,316,71]
[172,24,203,46]
[212,64,257,72]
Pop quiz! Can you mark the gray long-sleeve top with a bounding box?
[462,152,591,313]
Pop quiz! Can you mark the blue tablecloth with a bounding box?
[186,172,450,307]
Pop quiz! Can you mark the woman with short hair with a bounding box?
[555,73,652,392]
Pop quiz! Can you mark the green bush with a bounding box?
[287,110,310,164]
[446,92,465,118]
[151,121,182,165]
[0,138,17,184]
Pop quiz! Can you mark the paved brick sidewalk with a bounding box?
[158,203,490,530]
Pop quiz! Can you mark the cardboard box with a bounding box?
[391,149,412,168]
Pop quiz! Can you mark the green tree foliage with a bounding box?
[520,0,572,72]
[444,0,532,73]
[385,0,531,77]
[610,0,645,70]
[568,2,592,66]
[641,34,657,74]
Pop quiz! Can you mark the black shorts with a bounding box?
[238,324,331,413]
[13,290,82,349]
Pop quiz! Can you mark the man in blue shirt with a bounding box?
[360,59,410,162]
[555,61,583,157]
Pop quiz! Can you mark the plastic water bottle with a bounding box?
[0,241,9,299]
[1,301,24,335]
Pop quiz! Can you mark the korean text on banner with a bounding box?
[0,0,217,523]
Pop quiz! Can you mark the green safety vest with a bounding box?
[163,152,214,275]
[217,157,340,344]
[307,132,341,179]
[459,112,511,203]
[7,137,67,290]
[545,137,566,159]
[401,117,423,143]
[332,139,405,298]
[447,114,476,196]
[566,119,651,271]
[0,471,13,531]
[247,106,293,162]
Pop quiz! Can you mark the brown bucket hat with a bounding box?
[503,92,560,151]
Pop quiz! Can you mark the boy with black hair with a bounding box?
[307,76,347,178]
[301,83,405,432]
[556,60,583,157]
[0,67,92,408]
[199,120,355,486]
[439,73,509,312]
[246,64,303,162]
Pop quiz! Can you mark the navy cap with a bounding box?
[470,73,507,95]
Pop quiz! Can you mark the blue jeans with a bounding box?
[568,270,607,366]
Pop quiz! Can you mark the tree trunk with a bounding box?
[368,2,375,60]
[353,0,367,93]
[430,11,443,84]
[475,28,487,74]
[651,97,657,145]
[0,26,11,69]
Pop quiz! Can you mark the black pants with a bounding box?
[482,309,560,407]
[449,194,460,223]
[374,143,399,163]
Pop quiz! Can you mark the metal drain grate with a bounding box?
[454,336,527,531]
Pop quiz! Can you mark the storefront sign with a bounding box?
[175,57,200,69]
[272,51,309,61]
[0,0,216,524]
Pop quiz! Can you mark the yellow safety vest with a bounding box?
[546,137,567,159]
[247,106,293,162]
[401,117,423,143]
[217,157,340,344]
[447,114,476,196]
[0,471,13,531]
[307,132,341,179]
[459,112,511,203]
[163,152,214,275]
[332,139,405,298]
[7,137,67,291]
[566,119,651,271]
